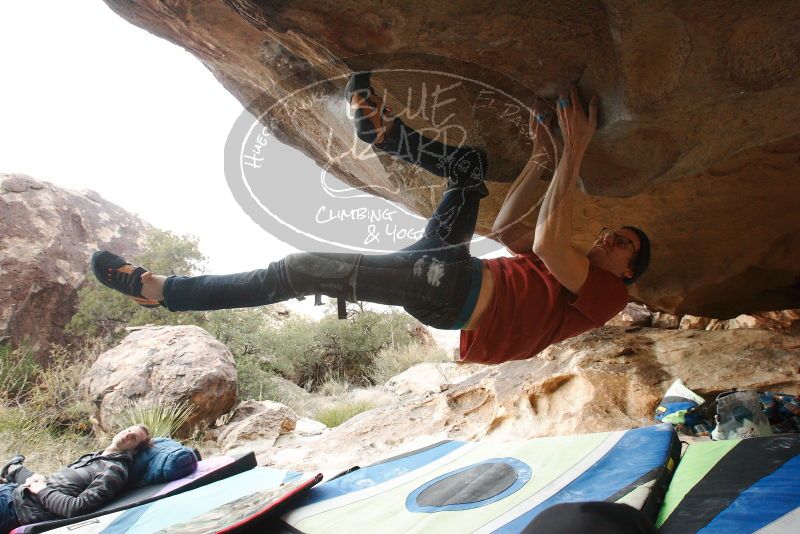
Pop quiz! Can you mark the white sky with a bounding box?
[0,1,297,271]
[0,1,505,347]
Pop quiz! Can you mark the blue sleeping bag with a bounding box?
[127,438,198,487]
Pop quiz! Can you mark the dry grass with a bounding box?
[313,400,375,428]
[1,341,109,473]
[370,342,449,385]
[317,372,352,398]
[0,405,101,475]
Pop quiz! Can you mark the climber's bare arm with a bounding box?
[492,102,554,254]
[533,86,597,294]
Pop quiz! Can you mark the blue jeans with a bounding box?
[163,119,487,330]
[0,483,19,534]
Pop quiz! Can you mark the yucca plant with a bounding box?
[115,399,195,438]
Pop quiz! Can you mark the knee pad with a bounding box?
[284,252,362,300]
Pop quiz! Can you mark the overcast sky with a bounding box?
[0,1,301,270]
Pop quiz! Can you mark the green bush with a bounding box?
[0,344,38,401]
[264,308,421,390]
[65,231,290,400]
[203,308,299,402]
[0,342,103,472]
[235,353,285,402]
[313,400,375,428]
[66,229,208,340]
[133,230,205,275]
[204,308,278,359]
[0,405,101,474]
[24,344,96,434]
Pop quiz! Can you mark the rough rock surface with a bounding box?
[82,325,237,434]
[214,399,297,452]
[0,173,150,356]
[607,303,654,327]
[102,1,800,317]
[652,312,681,329]
[256,326,800,476]
[385,362,475,398]
[610,303,800,334]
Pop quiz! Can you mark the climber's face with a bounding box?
[587,227,640,281]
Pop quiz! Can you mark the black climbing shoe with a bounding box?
[91,251,160,308]
[345,71,394,145]
[0,454,24,479]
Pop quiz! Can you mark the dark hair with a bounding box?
[621,226,650,285]
[133,424,153,452]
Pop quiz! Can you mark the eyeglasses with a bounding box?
[597,227,638,253]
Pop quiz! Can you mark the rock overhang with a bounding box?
[101,0,800,317]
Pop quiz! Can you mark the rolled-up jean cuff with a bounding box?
[449,257,484,330]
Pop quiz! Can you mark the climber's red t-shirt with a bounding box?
[460,252,628,364]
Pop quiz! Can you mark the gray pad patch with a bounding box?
[415,462,518,506]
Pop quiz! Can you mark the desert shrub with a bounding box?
[0,341,105,472]
[267,309,421,390]
[0,341,100,435]
[205,308,283,401]
[0,404,46,438]
[316,372,351,397]
[0,405,101,474]
[132,230,205,275]
[0,342,95,435]
[204,308,280,358]
[66,229,208,340]
[65,231,289,397]
[0,344,38,401]
[313,400,375,428]
[115,399,195,439]
[24,343,97,434]
[235,353,284,401]
[370,342,449,385]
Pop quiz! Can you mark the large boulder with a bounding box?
[101,1,800,317]
[82,325,237,434]
[0,173,149,356]
[214,399,297,452]
[259,326,799,475]
[385,362,475,398]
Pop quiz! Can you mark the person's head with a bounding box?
[109,424,152,453]
[587,226,650,285]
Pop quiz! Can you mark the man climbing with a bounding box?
[90,73,649,365]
